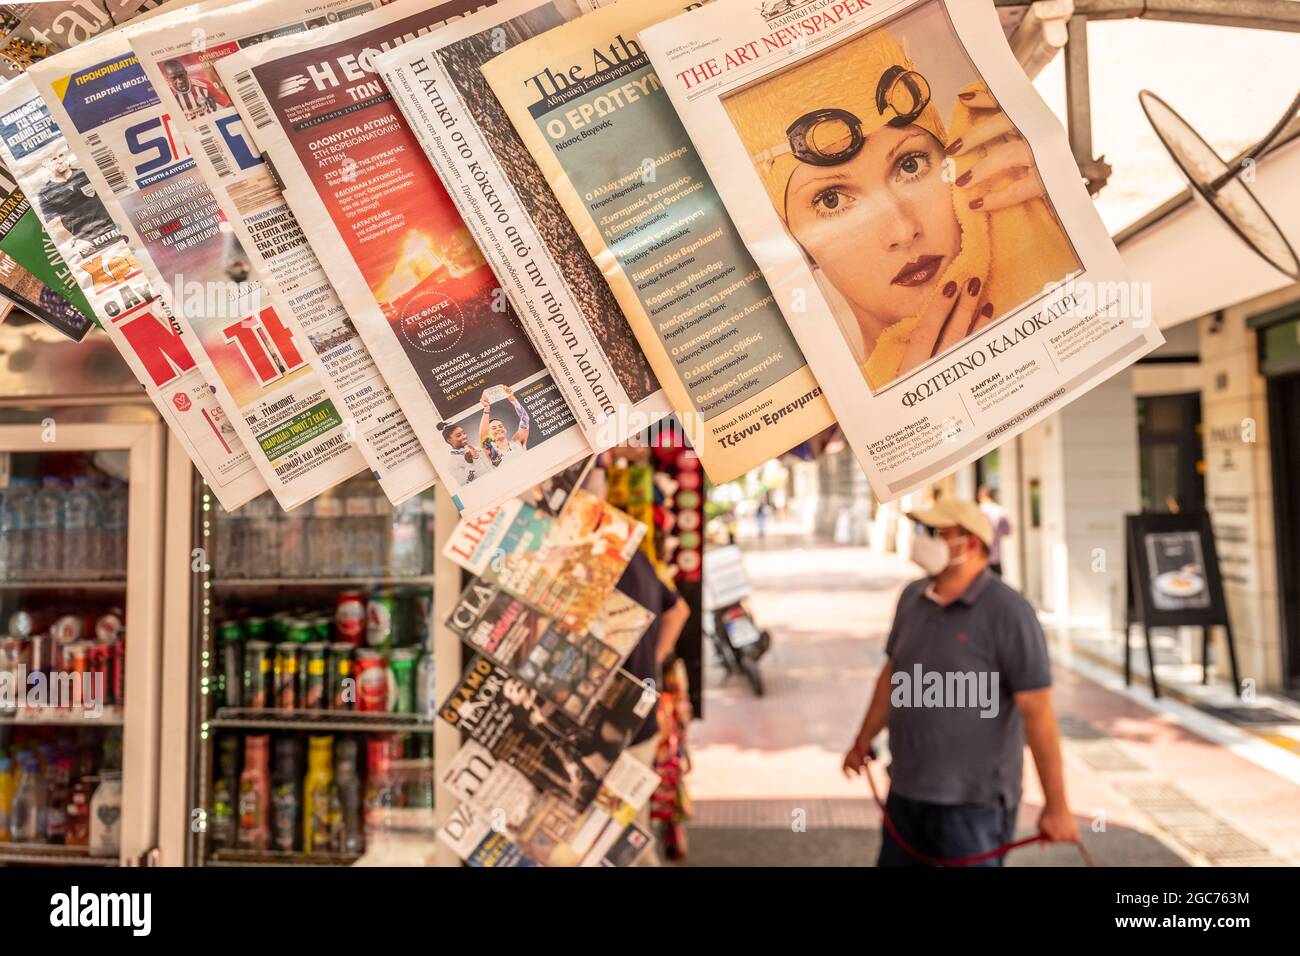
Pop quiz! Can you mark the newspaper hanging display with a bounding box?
[212,0,601,514]
[129,0,440,505]
[0,73,267,510]
[478,0,835,484]
[374,0,679,461]
[439,740,657,866]
[29,27,368,510]
[0,150,95,340]
[439,655,657,811]
[641,0,1165,501]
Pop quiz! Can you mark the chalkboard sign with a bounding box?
[1124,512,1239,698]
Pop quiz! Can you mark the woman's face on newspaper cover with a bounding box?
[785,123,960,326]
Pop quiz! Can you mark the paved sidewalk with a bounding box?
[678,541,1300,867]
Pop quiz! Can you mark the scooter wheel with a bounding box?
[740,656,765,696]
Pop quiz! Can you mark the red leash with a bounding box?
[864,759,1095,867]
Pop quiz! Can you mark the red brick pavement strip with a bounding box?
[685,543,1300,866]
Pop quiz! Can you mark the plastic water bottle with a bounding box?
[312,490,344,578]
[389,497,423,578]
[2,480,27,580]
[12,753,46,843]
[32,477,66,578]
[371,486,393,578]
[62,476,100,580]
[102,479,129,578]
[245,494,277,579]
[342,480,376,577]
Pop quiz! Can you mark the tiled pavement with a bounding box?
[676,538,1300,867]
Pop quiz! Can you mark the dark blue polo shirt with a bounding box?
[884,569,1051,807]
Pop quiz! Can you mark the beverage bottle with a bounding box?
[62,477,99,581]
[88,771,122,853]
[31,477,65,577]
[64,778,94,846]
[342,479,374,577]
[246,494,277,579]
[0,755,15,841]
[1,477,35,581]
[270,736,301,853]
[333,738,364,855]
[312,490,343,578]
[238,734,271,850]
[102,479,129,579]
[371,485,393,578]
[363,736,396,838]
[214,499,242,579]
[388,497,422,578]
[417,644,437,722]
[209,735,240,849]
[45,755,72,844]
[13,754,47,843]
[302,735,335,853]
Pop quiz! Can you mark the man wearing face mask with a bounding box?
[842,498,1077,865]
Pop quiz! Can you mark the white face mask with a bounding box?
[910,531,970,577]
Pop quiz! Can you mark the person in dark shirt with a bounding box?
[36,148,115,253]
[615,548,689,865]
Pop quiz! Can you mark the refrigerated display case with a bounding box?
[184,472,454,866]
[0,415,166,867]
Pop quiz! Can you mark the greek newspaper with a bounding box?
[212,0,596,515]
[375,0,677,457]
[29,28,368,511]
[129,0,440,505]
[0,73,266,510]
[481,0,835,484]
[641,0,1165,501]
[0,152,95,340]
[0,1,163,79]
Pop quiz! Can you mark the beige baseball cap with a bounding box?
[907,498,993,549]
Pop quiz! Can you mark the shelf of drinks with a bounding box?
[0,580,127,591]
[208,709,434,734]
[205,848,363,867]
[0,843,118,866]
[0,706,123,726]
[208,576,433,589]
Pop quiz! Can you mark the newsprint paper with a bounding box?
[375,0,677,456]
[129,0,440,505]
[0,73,266,511]
[29,27,368,511]
[641,0,1165,501]
[481,0,836,484]
[213,0,598,515]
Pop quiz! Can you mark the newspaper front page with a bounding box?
[0,153,95,339]
[0,73,266,510]
[375,0,678,457]
[212,0,598,515]
[641,0,1165,501]
[129,0,440,505]
[0,1,162,78]
[29,28,368,511]
[482,0,836,484]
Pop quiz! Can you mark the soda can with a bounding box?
[388,648,417,714]
[328,643,354,711]
[244,617,270,643]
[221,637,241,709]
[335,591,366,646]
[285,618,314,644]
[354,649,387,712]
[311,616,332,645]
[7,610,34,639]
[416,650,436,722]
[50,614,84,646]
[300,642,327,710]
[94,609,124,644]
[64,642,89,709]
[366,590,396,649]
[274,643,299,711]
[243,640,272,709]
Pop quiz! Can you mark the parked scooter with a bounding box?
[702,544,771,696]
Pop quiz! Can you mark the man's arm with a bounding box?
[843,658,893,776]
[1015,688,1079,843]
[656,596,689,665]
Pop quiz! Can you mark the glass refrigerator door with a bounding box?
[189,473,440,866]
[0,421,166,866]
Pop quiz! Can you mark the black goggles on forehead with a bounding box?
[774,67,932,168]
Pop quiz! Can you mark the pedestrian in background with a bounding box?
[978,485,1012,577]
